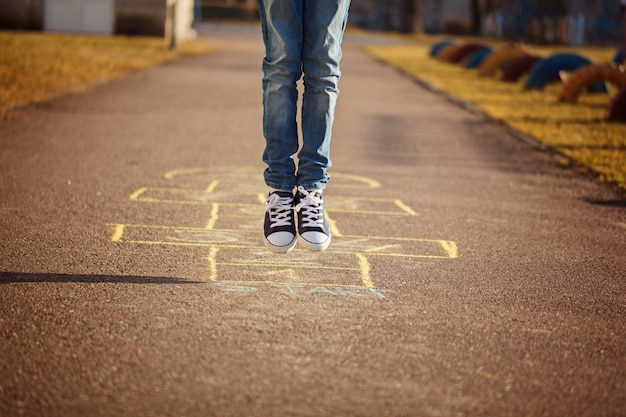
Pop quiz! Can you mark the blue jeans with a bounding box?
[258,0,350,191]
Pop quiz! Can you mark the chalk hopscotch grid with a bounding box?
[109,168,458,289]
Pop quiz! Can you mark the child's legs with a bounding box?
[258,0,304,191]
[297,0,350,190]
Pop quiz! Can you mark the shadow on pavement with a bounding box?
[584,198,626,207]
[0,272,203,284]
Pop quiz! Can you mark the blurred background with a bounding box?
[0,0,624,47]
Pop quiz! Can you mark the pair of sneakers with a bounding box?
[263,186,331,253]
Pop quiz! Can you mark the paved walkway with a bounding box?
[1,24,625,417]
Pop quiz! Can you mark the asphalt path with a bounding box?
[1,24,625,417]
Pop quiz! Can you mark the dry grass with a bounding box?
[365,35,626,192]
[0,31,213,118]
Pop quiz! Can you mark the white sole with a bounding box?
[297,234,331,251]
[263,236,297,253]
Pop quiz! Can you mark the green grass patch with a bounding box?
[365,36,625,191]
[0,31,213,118]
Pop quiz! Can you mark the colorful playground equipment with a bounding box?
[428,41,626,122]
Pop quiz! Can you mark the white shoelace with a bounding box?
[265,193,294,228]
[295,187,324,228]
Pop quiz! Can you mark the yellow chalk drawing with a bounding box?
[331,172,381,189]
[260,268,300,282]
[208,246,219,281]
[129,187,148,201]
[111,224,125,242]
[205,203,220,230]
[355,254,373,288]
[110,167,458,292]
[164,167,212,180]
[163,167,259,181]
[325,211,342,237]
[393,199,418,216]
[439,240,458,259]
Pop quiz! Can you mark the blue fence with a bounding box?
[493,0,624,46]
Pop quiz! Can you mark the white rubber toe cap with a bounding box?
[264,231,296,253]
[298,231,331,251]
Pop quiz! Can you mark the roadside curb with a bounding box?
[364,51,626,196]
[367,53,552,153]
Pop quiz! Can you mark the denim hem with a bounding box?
[297,181,328,191]
[265,181,296,192]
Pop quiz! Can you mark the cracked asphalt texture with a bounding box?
[1,24,625,417]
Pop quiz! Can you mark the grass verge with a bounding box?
[0,31,213,118]
[365,36,625,192]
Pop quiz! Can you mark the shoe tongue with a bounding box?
[272,190,293,198]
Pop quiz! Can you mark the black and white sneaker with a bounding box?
[263,190,297,253]
[295,186,331,251]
